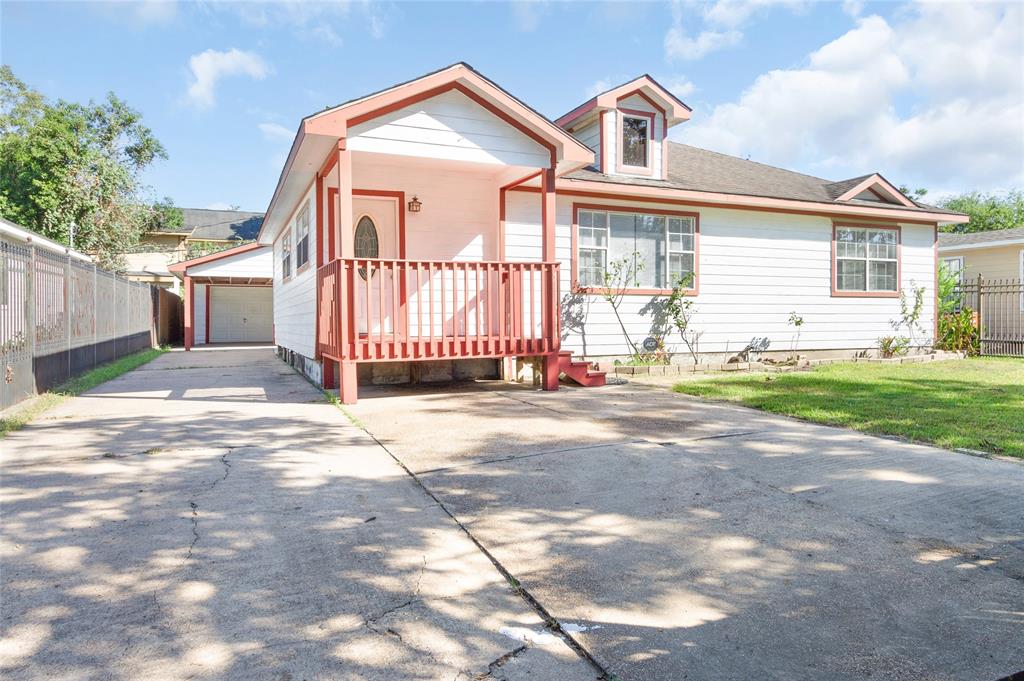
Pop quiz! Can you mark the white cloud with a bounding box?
[658,76,697,99]
[703,0,806,28]
[185,48,270,109]
[258,122,294,141]
[665,0,806,61]
[842,0,863,18]
[199,0,386,43]
[675,2,1024,193]
[512,0,550,32]
[585,79,612,98]
[665,26,742,60]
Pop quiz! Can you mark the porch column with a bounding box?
[334,139,358,403]
[540,166,560,391]
[183,274,194,351]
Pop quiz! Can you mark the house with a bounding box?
[125,208,264,292]
[255,62,969,403]
[938,227,1023,352]
[169,242,274,348]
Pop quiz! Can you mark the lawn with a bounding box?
[672,358,1024,458]
[1,347,166,436]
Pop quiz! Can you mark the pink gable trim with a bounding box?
[836,174,917,208]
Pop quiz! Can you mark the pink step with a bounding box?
[557,351,607,387]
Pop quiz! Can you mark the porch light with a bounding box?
[407,195,422,213]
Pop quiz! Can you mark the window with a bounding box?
[294,201,310,269]
[577,208,696,291]
[620,114,649,168]
[281,231,292,279]
[834,225,898,294]
[354,215,379,280]
[941,256,964,285]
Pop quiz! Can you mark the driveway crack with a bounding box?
[184,501,199,562]
[474,644,528,679]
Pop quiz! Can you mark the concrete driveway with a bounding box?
[0,349,597,680]
[347,381,1024,681]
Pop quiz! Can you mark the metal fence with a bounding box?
[1,233,157,411]
[957,276,1024,357]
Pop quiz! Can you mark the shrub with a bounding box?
[878,336,910,358]
[936,308,980,355]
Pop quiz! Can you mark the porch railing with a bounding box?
[317,258,560,362]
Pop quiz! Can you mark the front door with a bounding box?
[353,196,400,336]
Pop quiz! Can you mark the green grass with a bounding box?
[672,358,1024,458]
[1,347,167,437]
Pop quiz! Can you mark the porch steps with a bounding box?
[558,351,607,387]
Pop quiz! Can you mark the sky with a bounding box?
[2,0,1022,212]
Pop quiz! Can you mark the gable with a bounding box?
[346,89,551,167]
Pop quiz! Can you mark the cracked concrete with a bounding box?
[348,380,1024,681]
[0,348,599,681]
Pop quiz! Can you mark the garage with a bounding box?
[168,243,274,349]
[209,286,274,342]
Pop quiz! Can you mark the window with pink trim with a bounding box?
[835,226,898,292]
[578,208,695,289]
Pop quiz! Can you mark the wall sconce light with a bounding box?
[407,195,422,213]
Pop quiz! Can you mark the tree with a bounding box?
[0,66,169,270]
[897,185,928,202]
[937,190,1024,234]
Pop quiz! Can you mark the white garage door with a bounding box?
[210,287,274,343]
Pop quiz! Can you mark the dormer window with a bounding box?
[620,112,651,169]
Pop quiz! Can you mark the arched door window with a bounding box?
[354,216,379,280]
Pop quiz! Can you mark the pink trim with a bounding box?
[556,75,691,129]
[835,174,917,208]
[617,108,655,176]
[554,180,966,224]
[169,242,264,274]
[599,111,608,174]
[570,201,700,297]
[830,221,902,298]
[205,285,211,344]
[184,276,193,351]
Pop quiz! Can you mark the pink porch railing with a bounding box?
[317,258,560,362]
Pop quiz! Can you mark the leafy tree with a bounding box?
[937,190,1024,234]
[897,185,928,202]
[0,66,169,270]
[143,196,184,233]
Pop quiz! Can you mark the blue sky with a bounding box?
[3,1,1021,211]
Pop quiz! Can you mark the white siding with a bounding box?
[603,111,617,175]
[273,184,317,359]
[190,247,273,278]
[347,90,549,167]
[194,283,207,346]
[506,191,937,358]
[574,117,601,169]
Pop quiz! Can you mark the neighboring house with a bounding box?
[938,227,1024,348]
[169,243,274,349]
[125,208,264,292]
[255,62,968,403]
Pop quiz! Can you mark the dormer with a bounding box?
[826,173,918,208]
[556,75,691,181]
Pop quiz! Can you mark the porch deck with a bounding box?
[317,257,561,364]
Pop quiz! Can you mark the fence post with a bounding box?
[93,263,98,370]
[27,242,36,376]
[65,253,72,380]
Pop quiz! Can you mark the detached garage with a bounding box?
[169,243,274,349]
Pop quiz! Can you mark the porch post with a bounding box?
[183,274,193,351]
[335,139,358,403]
[540,166,560,391]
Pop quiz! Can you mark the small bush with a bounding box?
[878,336,909,358]
[936,308,980,355]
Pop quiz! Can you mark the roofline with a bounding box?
[258,62,595,243]
[938,238,1024,252]
[834,172,917,208]
[556,74,693,128]
[556,177,971,224]
[168,242,265,275]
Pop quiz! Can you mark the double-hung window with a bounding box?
[294,201,310,269]
[281,232,292,280]
[834,225,898,294]
[577,207,696,291]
